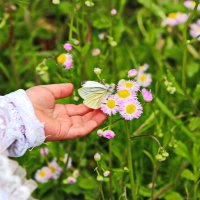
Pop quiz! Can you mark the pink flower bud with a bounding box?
[103,130,115,139]
[141,88,153,102]
[63,43,73,51]
[128,69,137,77]
[94,153,101,161]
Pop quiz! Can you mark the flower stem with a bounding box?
[182,1,199,90]
[99,183,105,200]
[109,117,113,199]
[125,122,137,200]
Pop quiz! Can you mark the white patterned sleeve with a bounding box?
[0,89,45,157]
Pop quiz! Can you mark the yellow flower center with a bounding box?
[106,99,116,109]
[49,166,56,173]
[125,82,134,88]
[139,74,147,82]
[39,170,46,177]
[126,104,136,114]
[168,13,177,19]
[139,65,145,71]
[191,1,196,6]
[117,90,131,99]
[57,54,66,64]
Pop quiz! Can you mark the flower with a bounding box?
[92,48,101,56]
[63,43,73,51]
[57,53,73,69]
[103,170,110,177]
[94,67,102,75]
[111,8,117,15]
[128,69,137,77]
[184,1,200,10]
[138,63,149,72]
[66,176,77,184]
[102,130,116,139]
[35,167,52,183]
[52,0,60,4]
[117,80,139,92]
[85,1,94,7]
[101,95,118,116]
[40,147,49,156]
[97,129,103,137]
[62,154,72,168]
[94,153,101,161]
[73,96,80,101]
[48,159,62,179]
[119,99,143,120]
[141,88,153,102]
[98,32,106,40]
[137,73,152,87]
[73,169,80,178]
[97,175,104,181]
[116,88,135,101]
[189,20,200,42]
[162,12,188,26]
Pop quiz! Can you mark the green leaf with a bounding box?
[181,169,195,181]
[188,62,199,77]
[165,191,184,200]
[138,0,165,18]
[174,141,191,162]
[156,98,194,141]
[78,177,97,190]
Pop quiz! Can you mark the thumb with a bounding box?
[43,83,74,99]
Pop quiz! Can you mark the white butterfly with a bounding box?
[78,81,114,109]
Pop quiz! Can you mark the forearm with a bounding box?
[0,89,45,157]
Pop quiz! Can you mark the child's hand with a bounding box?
[26,83,107,141]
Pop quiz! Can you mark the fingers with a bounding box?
[83,109,107,126]
[42,83,74,99]
[67,120,98,139]
[65,104,93,116]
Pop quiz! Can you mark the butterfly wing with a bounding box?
[78,81,111,109]
[83,90,108,109]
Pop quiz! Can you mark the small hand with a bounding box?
[26,83,107,141]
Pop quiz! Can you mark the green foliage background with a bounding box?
[0,0,200,199]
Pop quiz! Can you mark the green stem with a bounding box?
[125,122,137,200]
[109,118,113,200]
[182,1,199,90]
[99,183,105,200]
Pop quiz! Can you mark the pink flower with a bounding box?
[111,9,117,15]
[103,170,110,177]
[63,43,73,51]
[40,147,49,156]
[162,12,188,26]
[94,153,101,161]
[118,99,143,120]
[92,48,101,56]
[128,69,137,77]
[101,95,118,116]
[66,177,77,184]
[103,130,115,139]
[189,20,200,42]
[141,88,153,102]
[97,129,103,137]
[48,159,62,179]
[117,80,140,92]
[184,1,200,10]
